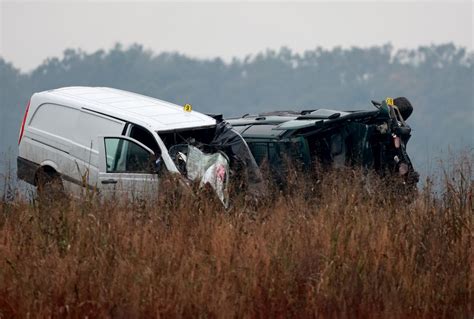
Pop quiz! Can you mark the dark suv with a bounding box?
[227,98,419,190]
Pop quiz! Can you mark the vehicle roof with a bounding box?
[229,118,321,139]
[34,86,216,131]
[227,108,378,139]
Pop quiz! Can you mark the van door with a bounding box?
[97,135,159,200]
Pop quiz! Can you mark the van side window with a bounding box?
[129,125,160,155]
[104,137,154,173]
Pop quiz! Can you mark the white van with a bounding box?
[17,87,252,204]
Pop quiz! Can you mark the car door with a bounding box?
[98,135,159,200]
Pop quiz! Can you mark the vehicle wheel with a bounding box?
[35,169,66,205]
[394,97,413,120]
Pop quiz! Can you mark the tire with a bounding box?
[35,169,66,205]
[394,97,413,121]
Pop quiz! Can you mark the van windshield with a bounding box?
[158,126,217,175]
[158,126,217,150]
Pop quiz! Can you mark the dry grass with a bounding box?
[0,155,472,318]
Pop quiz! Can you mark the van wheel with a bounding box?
[35,169,66,205]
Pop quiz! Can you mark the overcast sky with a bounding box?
[1,1,472,72]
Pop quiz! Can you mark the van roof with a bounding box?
[36,86,216,131]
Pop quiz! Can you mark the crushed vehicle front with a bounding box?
[226,97,419,191]
[157,119,265,207]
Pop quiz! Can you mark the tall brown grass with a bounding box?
[0,155,472,318]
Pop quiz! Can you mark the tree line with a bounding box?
[1,43,473,176]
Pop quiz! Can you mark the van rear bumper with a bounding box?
[17,157,38,185]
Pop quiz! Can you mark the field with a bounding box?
[0,156,472,318]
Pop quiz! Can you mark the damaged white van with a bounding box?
[17,87,262,205]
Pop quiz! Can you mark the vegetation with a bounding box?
[0,154,471,317]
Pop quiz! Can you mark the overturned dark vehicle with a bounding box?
[227,97,419,191]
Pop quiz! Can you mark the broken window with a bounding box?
[158,126,218,174]
[158,127,216,150]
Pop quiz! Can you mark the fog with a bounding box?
[1,2,472,71]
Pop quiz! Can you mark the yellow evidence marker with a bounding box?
[183,103,192,112]
[385,97,394,106]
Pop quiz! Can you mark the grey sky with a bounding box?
[1,1,472,72]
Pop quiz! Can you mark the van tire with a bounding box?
[35,167,66,204]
